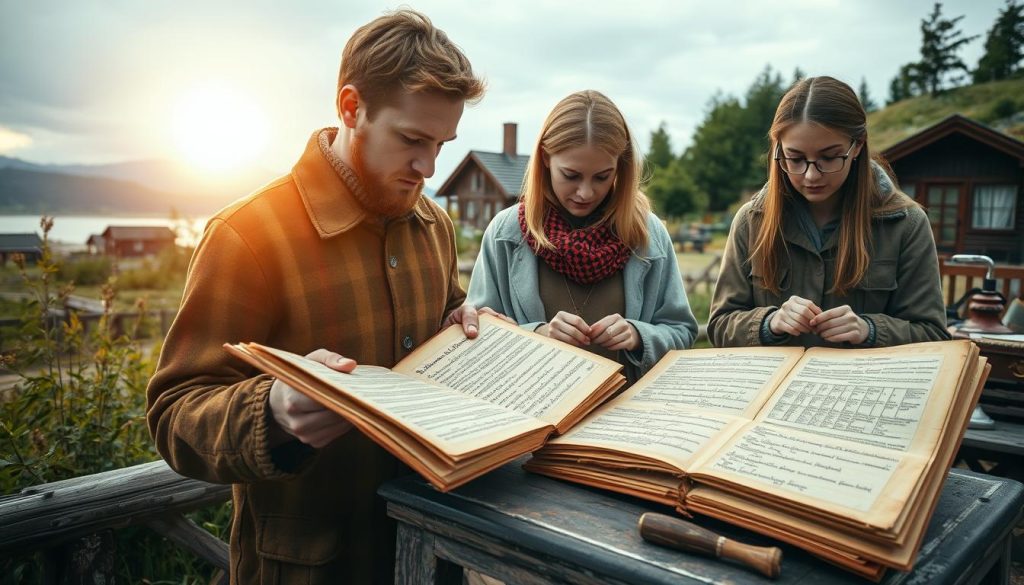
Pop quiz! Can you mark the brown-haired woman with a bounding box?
[467,90,698,382]
[708,76,949,348]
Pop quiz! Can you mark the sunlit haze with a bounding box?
[0,1,1007,190]
[170,84,269,173]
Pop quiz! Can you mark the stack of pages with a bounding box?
[525,341,987,580]
[226,315,625,491]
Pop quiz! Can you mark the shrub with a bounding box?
[56,255,113,286]
[0,217,228,584]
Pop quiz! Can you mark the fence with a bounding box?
[0,460,230,584]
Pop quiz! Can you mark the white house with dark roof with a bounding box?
[437,123,531,229]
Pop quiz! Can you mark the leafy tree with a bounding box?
[646,158,707,217]
[916,2,979,95]
[685,94,755,212]
[974,0,1024,82]
[646,122,675,170]
[858,77,878,112]
[741,66,787,185]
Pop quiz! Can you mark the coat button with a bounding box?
[402,336,413,350]
[389,256,399,268]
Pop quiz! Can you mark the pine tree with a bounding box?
[790,67,806,88]
[916,3,979,95]
[974,0,1024,82]
[858,77,878,112]
[887,63,924,104]
[646,123,674,170]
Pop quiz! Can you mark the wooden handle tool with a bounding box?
[638,512,782,579]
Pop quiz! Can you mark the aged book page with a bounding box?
[689,341,974,529]
[527,347,806,496]
[394,315,624,431]
[253,347,549,457]
[226,314,624,491]
[618,347,804,418]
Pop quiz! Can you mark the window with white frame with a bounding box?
[971,185,1017,230]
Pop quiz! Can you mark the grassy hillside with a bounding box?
[868,78,1024,152]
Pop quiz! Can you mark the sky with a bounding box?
[0,0,1008,191]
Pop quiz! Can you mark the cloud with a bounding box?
[0,126,32,153]
[0,0,1006,178]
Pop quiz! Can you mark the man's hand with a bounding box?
[589,313,640,351]
[442,305,516,338]
[537,311,592,346]
[769,295,822,337]
[268,349,356,448]
[810,305,869,344]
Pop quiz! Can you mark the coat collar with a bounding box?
[290,128,435,239]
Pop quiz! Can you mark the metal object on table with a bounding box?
[948,255,1013,334]
[969,404,997,430]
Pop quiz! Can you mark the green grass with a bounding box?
[869,78,1024,152]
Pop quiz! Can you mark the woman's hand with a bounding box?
[589,313,640,351]
[811,305,869,344]
[769,295,822,336]
[537,311,591,346]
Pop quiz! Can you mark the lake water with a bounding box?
[0,215,209,248]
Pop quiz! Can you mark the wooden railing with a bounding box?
[0,460,231,584]
[684,254,722,296]
[939,258,1024,308]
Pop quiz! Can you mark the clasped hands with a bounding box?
[769,295,869,345]
[268,305,511,448]
[537,312,639,352]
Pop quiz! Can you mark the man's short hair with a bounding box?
[337,9,485,117]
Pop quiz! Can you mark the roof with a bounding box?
[0,232,43,252]
[882,114,1024,163]
[100,226,176,241]
[437,150,531,198]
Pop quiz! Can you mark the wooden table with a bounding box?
[961,419,1024,480]
[380,460,1023,585]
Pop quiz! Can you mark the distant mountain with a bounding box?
[0,156,282,215]
[0,154,448,216]
[0,168,235,215]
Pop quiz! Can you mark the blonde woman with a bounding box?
[709,76,948,348]
[467,90,697,383]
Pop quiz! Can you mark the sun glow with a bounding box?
[171,84,269,173]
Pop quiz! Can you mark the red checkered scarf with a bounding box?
[518,204,631,284]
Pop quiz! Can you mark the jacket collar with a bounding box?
[290,128,435,239]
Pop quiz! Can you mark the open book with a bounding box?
[525,341,988,580]
[224,314,625,492]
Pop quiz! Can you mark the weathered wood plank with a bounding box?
[381,459,1024,585]
[962,419,1024,456]
[147,514,230,571]
[0,460,231,554]
[394,521,462,585]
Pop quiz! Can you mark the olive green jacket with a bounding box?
[708,186,950,348]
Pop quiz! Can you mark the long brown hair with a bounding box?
[752,76,882,296]
[521,90,650,251]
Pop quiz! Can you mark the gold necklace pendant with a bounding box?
[562,275,596,317]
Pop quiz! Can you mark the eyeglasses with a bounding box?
[775,142,857,175]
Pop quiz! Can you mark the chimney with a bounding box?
[502,122,517,157]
